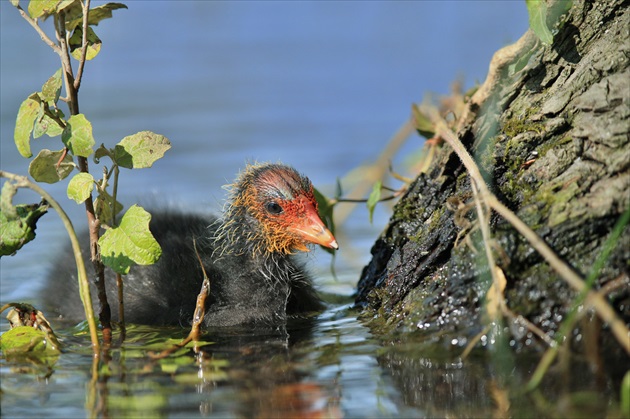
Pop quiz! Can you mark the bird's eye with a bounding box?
[265,201,284,215]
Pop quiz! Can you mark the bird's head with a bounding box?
[221,163,338,255]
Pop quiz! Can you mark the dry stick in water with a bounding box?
[149,238,211,359]
[189,237,211,341]
[426,111,630,355]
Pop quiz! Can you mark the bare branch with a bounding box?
[74,0,91,90]
[14,5,62,55]
[55,10,78,114]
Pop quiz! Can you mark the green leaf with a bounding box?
[58,0,82,26]
[62,114,95,157]
[33,109,65,139]
[0,196,48,257]
[69,26,102,61]
[67,172,94,204]
[113,131,171,169]
[94,144,112,163]
[14,93,42,158]
[57,0,78,10]
[66,2,128,31]
[412,104,435,139]
[99,205,162,274]
[526,0,554,45]
[28,0,61,18]
[313,187,336,255]
[41,68,62,103]
[94,189,123,223]
[28,149,75,184]
[334,177,343,200]
[367,181,382,224]
[0,325,60,357]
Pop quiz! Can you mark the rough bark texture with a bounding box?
[356,0,629,359]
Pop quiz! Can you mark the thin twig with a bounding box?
[14,5,62,55]
[55,10,78,112]
[335,190,404,205]
[470,180,502,316]
[74,0,91,90]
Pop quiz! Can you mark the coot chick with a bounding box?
[43,163,338,327]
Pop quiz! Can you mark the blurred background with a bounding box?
[0,1,529,303]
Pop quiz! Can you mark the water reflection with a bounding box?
[373,332,624,418]
[2,304,397,418]
[203,322,342,418]
[3,300,624,417]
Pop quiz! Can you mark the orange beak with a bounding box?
[288,197,338,250]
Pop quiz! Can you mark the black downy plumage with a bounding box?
[43,163,338,327]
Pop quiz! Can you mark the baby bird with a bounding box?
[43,163,337,327]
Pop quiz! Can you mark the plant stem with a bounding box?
[73,0,91,90]
[15,5,62,55]
[56,6,112,342]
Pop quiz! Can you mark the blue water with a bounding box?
[1,2,529,417]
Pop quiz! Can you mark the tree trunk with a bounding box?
[356,0,629,362]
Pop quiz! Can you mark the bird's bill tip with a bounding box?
[290,222,338,250]
[289,199,339,251]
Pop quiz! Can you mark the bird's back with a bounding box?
[43,210,322,327]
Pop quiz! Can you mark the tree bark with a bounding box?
[356,0,629,362]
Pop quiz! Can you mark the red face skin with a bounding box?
[231,164,338,255]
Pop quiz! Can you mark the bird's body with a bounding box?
[42,163,337,327]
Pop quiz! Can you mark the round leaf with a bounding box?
[29,149,75,184]
[0,325,60,358]
[113,131,171,169]
[62,114,95,157]
[70,27,102,61]
[67,172,94,204]
[33,111,65,139]
[28,0,61,19]
[99,205,162,274]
